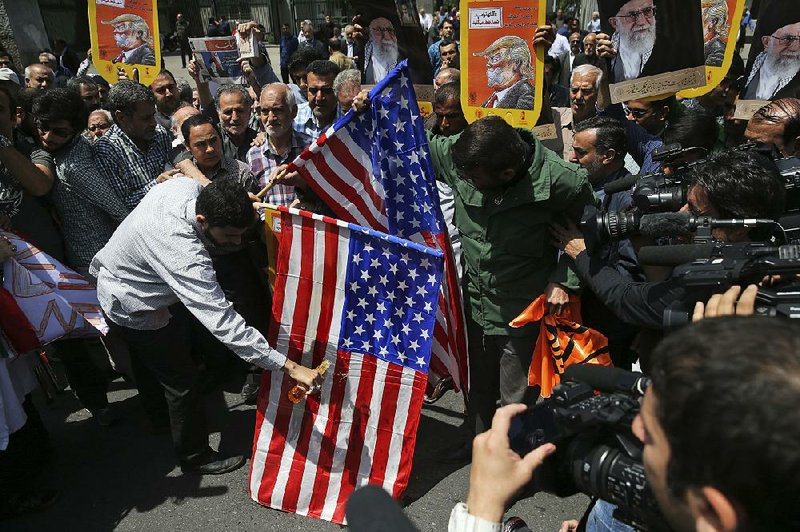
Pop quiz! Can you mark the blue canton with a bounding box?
[338,228,443,373]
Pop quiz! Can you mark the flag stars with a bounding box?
[389,263,399,274]
[416,356,426,367]
[376,301,387,312]
[386,290,397,302]
[397,351,407,362]
[379,345,389,356]
[370,257,380,268]
[423,301,433,312]
[346,310,356,320]
[394,307,404,317]
[379,275,389,286]
[391,334,401,346]
[413,312,425,324]
[368,286,378,296]
[405,296,415,307]
[383,318,392,328]
[409,339,420,351]
[382,247,391,259]
[360,269,371,281]
[401,323,411,334]
[361,340,371,350]
[373,329,383,340]
[357,298,368,309]
[397,280,408,291]
[420,329,429,340]
[400,253,410,264]
[393,139,404,151]
[427,274,437,285]
[342,337,353,348]
[352,253,362,265]
[416,285,428,297]
[379,107,390,120]
[365,313,376,325]
[408,269,418,281]
[354,324,365,335]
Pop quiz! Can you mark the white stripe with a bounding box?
[382,364,416,494]
[319,351,363,521]
[303,162,375,228]
[270,217,328,509]
[337,129,387,202]
[249,216,304,499]
[295,226,350,515]
[354,359,389,485]
[318,147,388,230]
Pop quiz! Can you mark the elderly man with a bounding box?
[101,14,156,66]
[340,24,364,72]
[248,83,313,206]
[702,0,728,67]
[570,64,602,125]
[745,98,800,156]
[742,10,800,100]
[364,17,400,84]
[573,32,604,70]
[24,63,54,90]
[475,35,535,109]
[605,0,658,81]
[87,109,113,141]
[333,68,361,113]
[299,21,327,59]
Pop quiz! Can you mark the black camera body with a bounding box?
[509,367,668,531]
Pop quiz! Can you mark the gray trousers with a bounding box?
[466,317,539,435]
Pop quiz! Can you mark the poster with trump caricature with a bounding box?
[735,0,800,118]
[598,0,706,103]
[88,0,161,87]
[460,0,546,129]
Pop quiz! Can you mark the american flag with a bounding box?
[288,60,469,392]
[249,206,443,524]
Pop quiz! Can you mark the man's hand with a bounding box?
[351,89,371,113]
[544,282,570,315]
[251,131,266,147]
[86,48,93,62]
[282,359,324,390]
[560,520,580,532]
[596,32,616,59]
[466,404,556,523]
[351,15,367,43]
[156,168,181,183]
[116,67,140,83]
[550,219,587,260]
[187,59,203,83]
[267,164,302,188]
[237,21,263,41]
[693,284,758,321]
[533,25,556,55]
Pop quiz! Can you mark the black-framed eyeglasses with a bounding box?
[768,35,800,46]
[88,123,111,131]
[623,105,649,118]
[618,6,656,21]
[570,86,595,95]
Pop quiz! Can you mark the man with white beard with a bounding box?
[247,83,312,206]
[364,17,400,84]
[607,0,657,81]
[743,20,800,101]
[474,35,535,110]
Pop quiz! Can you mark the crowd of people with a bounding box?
[0,4,798,531]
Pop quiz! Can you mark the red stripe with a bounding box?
[327,135,385,216]
[393,370,428,499]
[367,362,401,488]
[248,366,272,490]
[306,350,352,519]
[332,353,378,523]
[281,222,342,513]
[0,287,42,352]
[257,214,315,504]
[268,211,293,346]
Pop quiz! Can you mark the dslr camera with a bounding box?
[508,366,669,531]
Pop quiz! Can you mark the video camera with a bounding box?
[633,241,800,327]
[509,365,669,531]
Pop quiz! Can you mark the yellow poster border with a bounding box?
[459,0,546,128]
[87,0,162,87]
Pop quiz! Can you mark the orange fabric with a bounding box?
[510,294,613,397]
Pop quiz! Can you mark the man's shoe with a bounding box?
[438,441,472,465]
[503,516,531,532]
[181,452,245,475]
[423,376,454,404]
[241,382,260,405]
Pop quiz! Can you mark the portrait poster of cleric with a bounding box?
[88,0,161,86]
[598,0,706,104]
[460,0,547,129]
[680,0,745,99]
[350,0,433,87]
[740,1,800,106]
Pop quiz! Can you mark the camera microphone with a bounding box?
[603,174,638,194]
[563,365,650,396]
[637,243,715,266]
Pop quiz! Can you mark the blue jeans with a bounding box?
[587,500,636,532]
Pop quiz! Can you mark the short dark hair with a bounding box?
[0,84,17,119]
[434,81,460,107]
[544,54,561,76]
[181,113,221,146]
[195,178,255,229]
[753,98,800,149]
[438,38,457,51]
[66,76,97,93]
[328,37,342,52]
[107,80,154,120]
[688,148,786,220]
[152,69,176,85]
[306,59,340,78]
[453,116,528,175]
[32,87,88,134]
[651,317,800,530]
[573,115,627,160]
[288,47,323,74]
[662,108,718,153]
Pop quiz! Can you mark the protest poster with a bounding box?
[679,0,745,99]
[598,0,706,103]
[88,0,161,87]
[459,0,547,129]
[736,0,800,119]
[189,37,246,84]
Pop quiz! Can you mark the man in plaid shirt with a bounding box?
[94,80,171,210]
[247,83,312,206]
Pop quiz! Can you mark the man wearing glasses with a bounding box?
[742,13,800,101]
[606,0,658,81]
[364,17,400,84]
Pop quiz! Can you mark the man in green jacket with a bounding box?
[427,116,595,458]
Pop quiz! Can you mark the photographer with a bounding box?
[550,148,786,331]
[450,316,800,531]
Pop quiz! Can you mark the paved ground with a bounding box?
[6,364,588,532]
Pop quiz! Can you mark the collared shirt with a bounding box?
[90,177,287,371]
[94,123,171,210]
[222,127,259,163]
[123,43,148,62]
[42,136,130,269]
[292,104,338,139]
[247,129,313,206]
[200,156,258,194]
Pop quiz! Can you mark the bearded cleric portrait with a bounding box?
[599,0,705,99]
[350,0,433,85]
[742,0,800,101]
